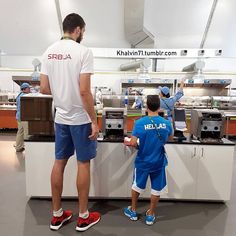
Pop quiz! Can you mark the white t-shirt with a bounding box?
[41,40,94,125]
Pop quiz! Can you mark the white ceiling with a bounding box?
[59,0,129,48]
[0,0,236,57]
[204,0,236,56]
[144,0,214,48]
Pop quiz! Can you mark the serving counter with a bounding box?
[25,135,234,201]
[0,105,17,129]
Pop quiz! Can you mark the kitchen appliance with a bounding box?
[212,96,236,110]
[173,108,187,141]
[190,109,225,142]
[102,107,127,141]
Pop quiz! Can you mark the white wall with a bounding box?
[1,56,40,69]
[0,71,32,93]
[157,58,236,72]
[1,56,236,94]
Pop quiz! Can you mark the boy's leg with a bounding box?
[124,168,148,221]
[147,168,167,221]
[131,189,140,212]
[131,168,148,211]
[124,189,139,221]
[148,195,160,215]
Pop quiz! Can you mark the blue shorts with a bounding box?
[132,167,167,196]
[55,122,97,162]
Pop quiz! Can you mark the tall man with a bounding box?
[40,13,100,232]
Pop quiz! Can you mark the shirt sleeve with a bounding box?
[40,51,48,76]
[172,89,184,103]
[132,121,142,138]
[80,48,94,74]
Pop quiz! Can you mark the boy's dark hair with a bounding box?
[147,95,160,112]
[161,91,170,98]
[63,13,85,33]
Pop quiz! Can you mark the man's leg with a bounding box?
[76,159,100,232]
[73,124,100,232]
[77,160,90,214]
[15,121,24,151]
[51,159,68,211]
[50,123,74,230]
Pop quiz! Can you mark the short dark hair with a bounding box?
[147,95,160,112]
[161,91,170,98]
[63,13,85,33]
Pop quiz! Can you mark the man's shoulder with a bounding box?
[135,116,148,125]
[68,42,90,53]
[156,116,172,126]
[45,41,61,51]
[45,41,91,55]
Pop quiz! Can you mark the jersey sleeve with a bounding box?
[40,51,49,76]
[132,120,142,138]
[80,48,94,74]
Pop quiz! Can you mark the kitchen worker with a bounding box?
[40,13,100,232]
[131,90,143,109]
[159,78,185,121]
[14,82,30,152]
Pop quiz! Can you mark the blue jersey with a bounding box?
[160,89,184,119]
[132,116,172,172]
[16,92,25,121]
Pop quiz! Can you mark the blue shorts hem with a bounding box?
[77,154,96,162]
[55,152,74,160]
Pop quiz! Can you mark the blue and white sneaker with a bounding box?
[124,206,138,221]
[145,211,155,225]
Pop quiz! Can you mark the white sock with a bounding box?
[53,208,63,217]
[79,210,89,219]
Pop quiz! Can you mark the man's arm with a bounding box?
[40,74,51,95]
[172,78,185,102]
[79,73,99,140]
[179,78,185,90]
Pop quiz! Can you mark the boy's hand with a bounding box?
[124,136,138,147]
[124,137,132,146]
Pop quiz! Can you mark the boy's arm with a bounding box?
[124,119,140,146]
[167,121,174,141]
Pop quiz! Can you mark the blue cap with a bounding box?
[160,86,170,95]
[20,83,30,89]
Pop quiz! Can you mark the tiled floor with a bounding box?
[0,133,236,236]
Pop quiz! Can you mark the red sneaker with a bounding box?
[76,212,101,232]
[50,210,73,230]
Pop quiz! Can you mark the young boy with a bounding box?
[124,95,172,225]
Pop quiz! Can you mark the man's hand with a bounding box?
[89,122,99,140]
